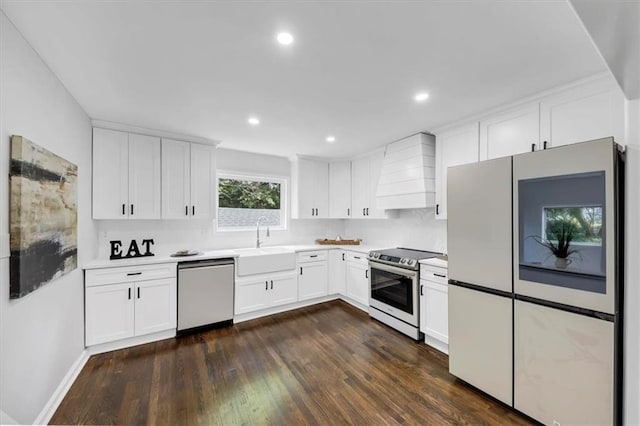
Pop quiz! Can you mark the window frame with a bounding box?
[216,171,288,232]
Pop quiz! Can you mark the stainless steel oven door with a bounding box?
[369,261,419,326]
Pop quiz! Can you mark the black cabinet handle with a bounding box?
[366,208,369,216]
[362,208,366,216]
[130,204,134,215]
[420,285,424,296]
[310,255,318,258]
[342,253,345,261]
[311,208,315,216]
[128,288,131,300]
[436,204,439,215]
[365,269,369,279]
[347,208,350,216]
[185,205,188,216]
[192,206,195,215]
[127,272,142,276]
[270,280,274,290]
[300,267,303,275]
[434,273,446,278]
[137,287,140,299]
[315,208,319,216]
[531,143,536,152]
[354,256,361,259]
[122,204,126,215]
[543,140,548,149]
[265,281,268,290]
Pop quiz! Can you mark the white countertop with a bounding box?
[83,244,380,270]
[419,257,448,268]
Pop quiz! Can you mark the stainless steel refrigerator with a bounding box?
[447,138,624,425]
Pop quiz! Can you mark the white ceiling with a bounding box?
[0,0,608,158]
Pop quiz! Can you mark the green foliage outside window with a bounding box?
[543,206,602,245]
[218,179,281,209]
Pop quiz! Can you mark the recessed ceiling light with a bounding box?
[326,135,336,143]
[248,117,260,126]
[414,92,430,102]
[276,32,294,46]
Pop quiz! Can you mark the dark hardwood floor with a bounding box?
[51,300,532,425]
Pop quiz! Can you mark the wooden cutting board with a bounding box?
[316,239,361,245]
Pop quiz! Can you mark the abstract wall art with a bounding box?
[9,135,78,299]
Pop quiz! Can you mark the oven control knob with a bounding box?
[400,258,406,264]
[407,259,415,266]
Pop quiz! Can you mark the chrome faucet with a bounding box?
[256,216,270,248]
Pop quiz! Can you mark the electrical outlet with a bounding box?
[553,420,561,426]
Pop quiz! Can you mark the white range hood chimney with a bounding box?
[375,133,436,210]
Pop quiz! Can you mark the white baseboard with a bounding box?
[234,294,341,323]
[33,350,89,425]
[87,329,176,355]
[234,294,369,324]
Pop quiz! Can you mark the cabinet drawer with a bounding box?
[297,250,328,263]
[86,262,177,287]
[345,251,368,265]
[420,265,448,284]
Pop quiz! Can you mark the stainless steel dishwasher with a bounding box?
[177,258,234,334]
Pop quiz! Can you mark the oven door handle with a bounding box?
[368,261,418,279]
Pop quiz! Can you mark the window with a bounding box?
[217,173,287,231]
[542,206,603,246]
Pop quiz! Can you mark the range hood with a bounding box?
[375,133,436,210]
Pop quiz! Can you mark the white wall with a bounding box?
[344,209,447,253]
[96,148,345,257]
[624,97,640,426]
[0,11,97,424]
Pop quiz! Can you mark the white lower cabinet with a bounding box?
[329,250,346,294]
[345,252,369,306]
[297,251,329,301]
[419,264,449,354]
[85,263,177,347]
[235,271,298,315]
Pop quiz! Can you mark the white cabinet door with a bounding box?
[85,282,134,346]
[314,160,330,218]
[134,277,177,337]
[329,250,346,295]
[299,262,328,301]
[480,104,540,160]
[190,143,214,219]
[435,123,479,220]
[128,133,161,219]
[346,262,369,306]
[367,150,386,218]
[270,275,298,307]
[540,83,625,148]
[292,158,329,219]
[424,281,449,351]
[235,278,269,315]
[329,161,351,218]
[351,157,369,218]
[92,128,129,219]
[161,139,191,219]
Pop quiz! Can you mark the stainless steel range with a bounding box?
[368,248,441,340]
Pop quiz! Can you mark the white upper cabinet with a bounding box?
[291,157,329,219]
[435,123,480,220]
[329,161,352,218]
[351,151,386,218]
[480,104,540,160]
[93,128,161,219]
[540,78,625,148]
[161,139,215,219]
